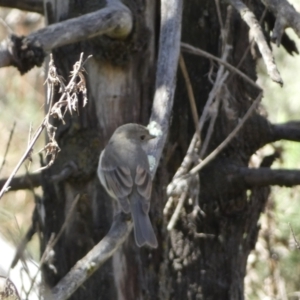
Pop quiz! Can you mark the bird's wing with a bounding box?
[135,165,152,213]
[99,151,133,213]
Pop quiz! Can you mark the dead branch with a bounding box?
[198,46,231,157]
[0,1,133,72]
[232,167,300,187]
[289,223,300,251]
[147,0,183,176]
[271,121,300,142]
[229,0,283,85]
[261,0,300,46]
[0,121,16,175]
[10,223,36,269]
[189,93,262,176]
[0,53,89,199]
[165,44,231,228]
[181,42,262,90]
[51,213,132,300]
[0,173,41,191]
[179,54,200,139]
[0,0,43,14]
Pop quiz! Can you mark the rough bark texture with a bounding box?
[39,0,276,299]
[41,0,157,299]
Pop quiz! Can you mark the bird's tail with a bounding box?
[131,194,158,248]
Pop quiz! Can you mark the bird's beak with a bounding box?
[149,134,156,140]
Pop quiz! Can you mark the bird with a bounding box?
[97,123,158,248]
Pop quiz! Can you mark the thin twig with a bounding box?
[229,0,283,85]
[0,121,16,175]
[189,93,262,175]
[197,44,231,158]
[227,7,268,84]
[214,0,224,31]
[0,122,45,199]
[167,190,188,230]
[181,42,262,91]
[0,16,13,35]
[166,43,231,229]
[289,223,300,250]
[199,85,223,158]
[179,54,200,140]
[198,46,231,134]
[0,53,90,199]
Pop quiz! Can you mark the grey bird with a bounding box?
[97,123,158,248]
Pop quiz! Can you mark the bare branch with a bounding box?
[0,173,41,191]
[0,1,133,71]
[0,123,44,199]
[0,53,89,199]
[232,167,300,187]
[289,223,300,251]
[189,93,262,176]
[181,42,262,91]
[261,0,300,46]
[0,0,43,14]
[271,121,300,142]
[51,213,132,300]
[147,0,183,176]
[167,190,187,230]
[229,0,283,85]
[179,54,200,139]
[0,121,16,175]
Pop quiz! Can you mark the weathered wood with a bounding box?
[0,1,133,70]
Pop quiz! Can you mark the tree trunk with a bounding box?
[40,0,272,299]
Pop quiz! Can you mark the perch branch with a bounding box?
[261,0,300,45]
[229,0,283,85]
[0,1,133,70]
[51,213,132,300]
[181,42,262,90]
[0,0,43,14]
[232,167,300,187]
[271,121,300,142]
[148,0,183,176]
[49,1,183,298]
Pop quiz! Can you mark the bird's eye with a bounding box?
[140,135,146,140]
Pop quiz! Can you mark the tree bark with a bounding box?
[41,0,158,299]
[35,0,290,299]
